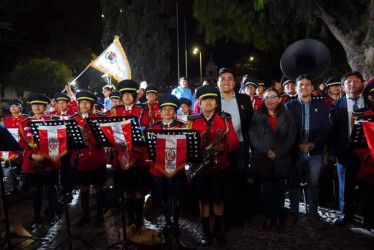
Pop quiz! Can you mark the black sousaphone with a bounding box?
[280,39,331,80]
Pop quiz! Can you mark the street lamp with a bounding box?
[193,47,202,82]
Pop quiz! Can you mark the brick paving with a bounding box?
[0,188,373,250]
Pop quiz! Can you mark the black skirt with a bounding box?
[25,170,59,189]
[191,169,229,203]
[76,167,107,186]
[151,172,187,203]
[120,166,151,192]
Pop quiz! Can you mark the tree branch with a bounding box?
[364,0,374,45]
[313,0,359,53]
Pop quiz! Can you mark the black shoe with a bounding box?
[200,233,212,247]
[77,216,90,227]
[162,224,173,237]
[334,214,351,227]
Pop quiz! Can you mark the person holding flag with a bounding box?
[149,94,186,236]
[19,94,61,228]
[70,91,108,227]
[53,92,77,118]
[108,79,150,235]
[186,85,239,247]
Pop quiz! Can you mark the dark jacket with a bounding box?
[249,110,296,178]
[328,97,359,165]
[235,93,254,145]
[285,98,331,155]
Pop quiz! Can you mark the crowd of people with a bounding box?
[0,68,373,247]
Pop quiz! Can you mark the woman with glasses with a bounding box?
[249,88,296,232]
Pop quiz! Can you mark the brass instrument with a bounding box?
[190,117,230,177]
[280,39,331,80]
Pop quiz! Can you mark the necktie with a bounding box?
[350,96,359,111]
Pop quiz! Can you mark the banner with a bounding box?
[91,35,131,82]
[38,125,67,161]
[100,120,133,169]
[154,134,187,177]
[362,122,374,160]
[0,128,20,161]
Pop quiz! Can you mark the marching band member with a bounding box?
[354,78,374,229]
[186,85,239,246]
[280,76,298,104]
[19,94,60,227]
[106,91,122,116]
[53,92,77,118]
[149,94,185,236]
[71,91,108,226]
[0,99,27,191]
[142,85,161,126]
[110,79,150,233]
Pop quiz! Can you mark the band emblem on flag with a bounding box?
[99,120,133,170]
[38,125,67,162]
[155,134,187,177]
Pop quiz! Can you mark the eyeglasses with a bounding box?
[264,95,279,101]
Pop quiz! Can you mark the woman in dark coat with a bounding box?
[249,88,296,232]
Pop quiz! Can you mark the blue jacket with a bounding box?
[285,98,331,155]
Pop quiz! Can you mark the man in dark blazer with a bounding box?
[329,71,365,226]
[217,68,254,224]
[285,74,331,230]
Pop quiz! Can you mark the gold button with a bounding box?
[89,152,92,155]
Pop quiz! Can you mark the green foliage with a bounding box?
[100,0,175,85]
[8,58,73,96]
[193,0,370,50]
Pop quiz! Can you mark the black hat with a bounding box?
[7,99,23,107]
[364,78,374,97]
[196,85,220,100]
[109,91,121,100]
[158,94,180,110]
[257,81,266,87]
[28,93,50,105]
[118,79,139,95]
[325,76,341,87]
[218,68,234,76]
[280,76,295,87]
[76,91,97,102]
[243,76,259,88]
[179,97,192,106]
[145,85,158,95]
[54,92,71,102]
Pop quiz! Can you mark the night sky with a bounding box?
[5,0,346,86]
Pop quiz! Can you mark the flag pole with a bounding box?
[61,62,92,92]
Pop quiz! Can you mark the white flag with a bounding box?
[91,35,131,82]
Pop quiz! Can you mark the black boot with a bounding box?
[162,202,173,236]
[46,186,58,226]
[172,201,181,236]
[79,191,90,227]
[31,188,43,228]
[125,198,135,226]
[214,215,226,246]
[95,191,105,226]
[134,198,144,230]
[200,217,212,247]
